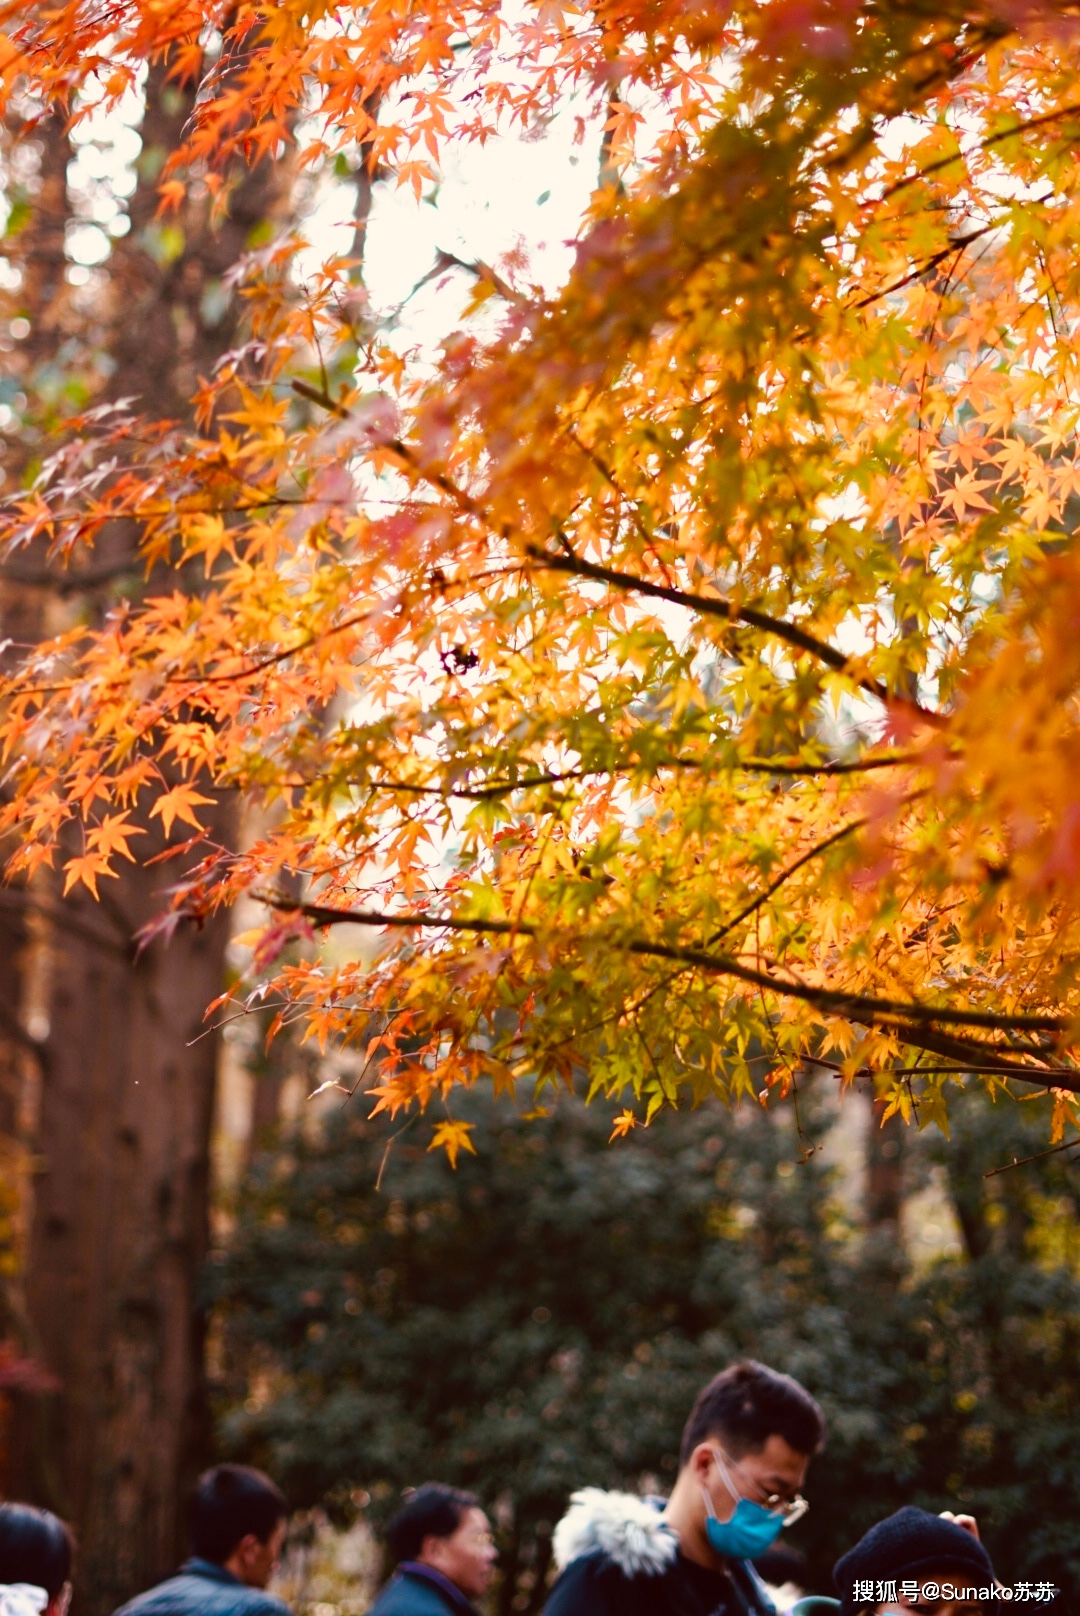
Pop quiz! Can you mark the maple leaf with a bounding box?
[62,852,116,899]
[762,1066,794,1099]
[609,1109,638,1140]
[7,0,1080,1155]
[157,179,187,215]
[0,33,28,88]
[427,1119,477,1169]
[148,784,218,839]
[485,1058,517,1101]
[1050,1088,1077,1145]
[87,813,145,863]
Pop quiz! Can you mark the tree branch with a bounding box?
[830,1016,1075,1088]
[291,378,350,418]
[709,816,869,942]
[849,223,996,313]
[803,1055,1061,1079]
[256,894,1073,1068]
[984,1135,1080,1178]
[524,545,928,713]
[290,379,926,722]
[882,103,1080,203]
[364,753,914,801]
[0,558,145,594]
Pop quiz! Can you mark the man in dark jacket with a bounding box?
[542,1360,825,1616]
[112,1465,291,1616]
[368,1485,497,1616]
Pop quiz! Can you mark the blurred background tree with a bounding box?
[208,1077,1080,1616]
[0,64,372,1610]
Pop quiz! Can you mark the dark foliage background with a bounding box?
[208,1084,1080,1616]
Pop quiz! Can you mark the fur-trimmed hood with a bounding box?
[552,1488,678,1578]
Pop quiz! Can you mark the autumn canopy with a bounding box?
[4,0,1080,1148]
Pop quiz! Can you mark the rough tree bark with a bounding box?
[1,68,295,1612]
[0,108,77,1484]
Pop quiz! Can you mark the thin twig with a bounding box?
[984,1136,1080,1178]
[709,817,867,943]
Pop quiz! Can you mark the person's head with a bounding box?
[0,1503,74,1616]
[387,1484,496,1601]
[834,1507,998,1616]
[667,1361,825,1569]
[190,1465,288,1588]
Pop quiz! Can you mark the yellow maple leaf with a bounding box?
[609,1109,638,1141]
[222,386,289,439]
[485,1059,517,1101]
[181,513,235,575]
[1050,1087,1076,1145]
[428,1119,477,1169]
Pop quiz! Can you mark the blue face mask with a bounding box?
[702,1497,786,1560]
[701,1447,789,1560]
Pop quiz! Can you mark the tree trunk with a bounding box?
[19,877,228,1612]
[866,1100,904,1229]
[1,64,293,1613]
[2,44,379,1598]
[0,102,78,1489]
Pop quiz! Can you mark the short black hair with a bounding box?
[679,1360,826,1466]
[0,1504,74,1596]
[386,1484,481,1565]
[189,1465,288,1564]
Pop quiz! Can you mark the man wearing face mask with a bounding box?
[542,1360,825,1616]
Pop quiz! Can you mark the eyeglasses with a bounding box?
[713,1447,810,1526]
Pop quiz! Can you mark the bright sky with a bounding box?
[52,72,604,357]
[303,99,604,349]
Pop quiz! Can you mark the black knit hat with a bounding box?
[834,1508,996,1613]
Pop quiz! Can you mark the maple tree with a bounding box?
[5,0,1080,1149]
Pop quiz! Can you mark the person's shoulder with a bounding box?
[542,1549,620,1614]
[233,1590,292,1616]
[552,1488,678,1580]
[542,1488,679,1615]
[111,1572,202,1616]
[367,1572,455,1616]
[112,1573,291,1616]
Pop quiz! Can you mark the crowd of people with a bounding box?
[0,1362,1055,1616]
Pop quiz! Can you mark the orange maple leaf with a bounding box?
[87,812,145,862]
[157,179,187,215]
[149,784,217,838]
[62,851,115,899]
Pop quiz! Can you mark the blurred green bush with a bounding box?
[208,1086,1080,1615]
